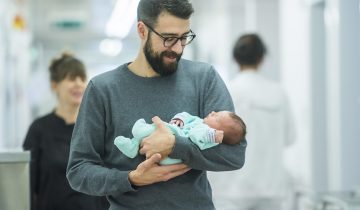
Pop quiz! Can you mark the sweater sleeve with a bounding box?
[169,66,247,171]
[66,81,136,196]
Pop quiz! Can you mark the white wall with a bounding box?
[310,1,328,191]
[338,0,360,191]
[325,0,360,191]
[0,0,6,148]
[280,0,312,187]
[191,0,234,82]
[0,0,32,149]
[308,0,360,192]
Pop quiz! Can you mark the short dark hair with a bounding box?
[233,34,267,66]
[137,0,194,27]
[223,112,247,145]
[49,52,86,83]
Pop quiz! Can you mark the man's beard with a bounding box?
[143,35,182,76]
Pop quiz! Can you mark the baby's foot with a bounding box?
[132,119,155,139]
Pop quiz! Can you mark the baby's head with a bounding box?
[203,111,246,144]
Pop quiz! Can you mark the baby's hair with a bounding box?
[223,112,246,145]
[229,112,247,136]
[49,52,86,83]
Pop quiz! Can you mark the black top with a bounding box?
[23,112,109,210]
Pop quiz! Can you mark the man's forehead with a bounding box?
[155,12,191,32]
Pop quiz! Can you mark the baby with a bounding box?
[114,111,246,165]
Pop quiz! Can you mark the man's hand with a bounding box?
[139,116,175,159]
[129,153,190,186]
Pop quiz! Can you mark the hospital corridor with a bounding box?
[0,0,359,209]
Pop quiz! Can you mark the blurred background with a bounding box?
[0,0,359,209]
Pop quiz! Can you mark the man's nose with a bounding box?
[170,39,184,54]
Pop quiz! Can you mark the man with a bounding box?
[208,34,296,210]
[66,0,247,209]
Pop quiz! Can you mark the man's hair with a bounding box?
[137,0,194,27]
[233,34,267,66]
[49,52,86,83]
[223,112,247,145]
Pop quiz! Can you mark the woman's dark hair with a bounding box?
[233,34,267,66]
[137,0,194,27]
[49,52,86,83]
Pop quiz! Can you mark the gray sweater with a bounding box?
[67,59,247,210]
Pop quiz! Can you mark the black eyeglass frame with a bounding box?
[143,22,196,47]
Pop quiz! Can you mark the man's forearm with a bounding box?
[170,136,247,171]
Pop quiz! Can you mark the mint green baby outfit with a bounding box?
[114,112,218,165]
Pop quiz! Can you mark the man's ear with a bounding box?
[50,81,57,91]
[137,22,147,39]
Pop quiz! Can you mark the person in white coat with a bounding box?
[208,34,296,210]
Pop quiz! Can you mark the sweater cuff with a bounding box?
[110,169,138,194]
[168,135,192,160]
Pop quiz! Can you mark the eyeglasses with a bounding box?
[144,23,196,48]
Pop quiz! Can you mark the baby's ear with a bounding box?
[214,130,224,143]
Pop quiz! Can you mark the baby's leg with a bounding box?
[114,136,141,158]
[114,119,156,158]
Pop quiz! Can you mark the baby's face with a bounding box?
[203,111,231,130]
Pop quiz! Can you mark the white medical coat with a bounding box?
[208,70,296,200]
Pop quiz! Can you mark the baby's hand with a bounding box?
[169,118,184,128]
[214,130,224,143]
